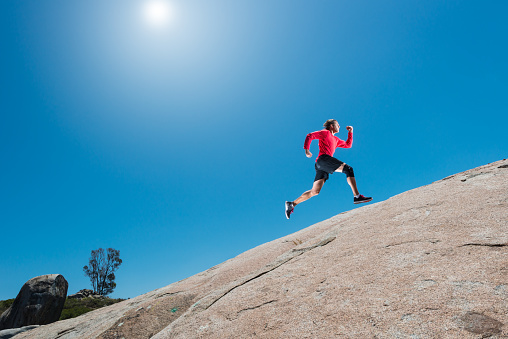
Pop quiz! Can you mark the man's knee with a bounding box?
[310,189,320,197]
[342,164,355,178]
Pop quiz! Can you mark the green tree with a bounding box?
[83,248,122,296]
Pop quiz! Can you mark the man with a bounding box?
[285,119,372,219]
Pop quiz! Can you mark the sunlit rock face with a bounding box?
[0,275,68,330]
[15,159,508,338]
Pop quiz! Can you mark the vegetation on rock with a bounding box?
[0,299,14,315]
[59,297,126,320]
[0,297,125,321]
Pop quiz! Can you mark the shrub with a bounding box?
[59,297,126,321]
[1,296,125,321]
[0,299,15,315]
[59,305,93,320]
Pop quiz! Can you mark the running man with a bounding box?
[285,119,372,219]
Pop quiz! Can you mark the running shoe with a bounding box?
[354,195,373,204]
[285,201,294,219]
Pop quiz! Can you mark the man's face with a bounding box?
[332,122,340,133]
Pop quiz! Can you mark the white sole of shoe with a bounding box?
[354,198,372,204]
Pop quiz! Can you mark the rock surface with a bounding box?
[0,274,68,330]
[15,159,508,338]
[0,325,39,339]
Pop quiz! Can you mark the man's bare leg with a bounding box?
[293,179,325,206]
[347,177,360,196]
[335,163,359,196]
[286,179,325,218]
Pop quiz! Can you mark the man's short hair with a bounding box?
[323,119,337,130]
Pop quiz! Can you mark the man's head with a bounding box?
[323,119,339,133]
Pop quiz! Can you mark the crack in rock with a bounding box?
[291,236,336,253]
[192,235,337,312]
[237,300,278,315]
[55,327,77,338]
[460,243,508,248]
[384,239,439,248]
[155,291,182,299]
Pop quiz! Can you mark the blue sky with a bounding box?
[1,0,507,300]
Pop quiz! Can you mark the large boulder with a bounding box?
[0,274,68,330]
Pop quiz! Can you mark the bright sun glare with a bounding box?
[143,1,172,26]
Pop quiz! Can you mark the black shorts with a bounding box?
[314,154,344,182]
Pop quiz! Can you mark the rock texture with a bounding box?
[0,275,68,330]
[16,159,508,338]
[0,326,39,339]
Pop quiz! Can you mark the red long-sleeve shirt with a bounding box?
[303,129,353,161]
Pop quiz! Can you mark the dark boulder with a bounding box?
[0,274,68,330]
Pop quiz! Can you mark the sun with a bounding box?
[143,1,172,26]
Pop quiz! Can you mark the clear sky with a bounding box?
[1,0,507,300]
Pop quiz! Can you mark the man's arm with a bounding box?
[303,130,324,157]
[336,126,353,148]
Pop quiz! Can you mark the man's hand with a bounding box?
[346,126,353,132]
[305,149,312,158]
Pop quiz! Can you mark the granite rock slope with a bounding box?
[16,159,508,338]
